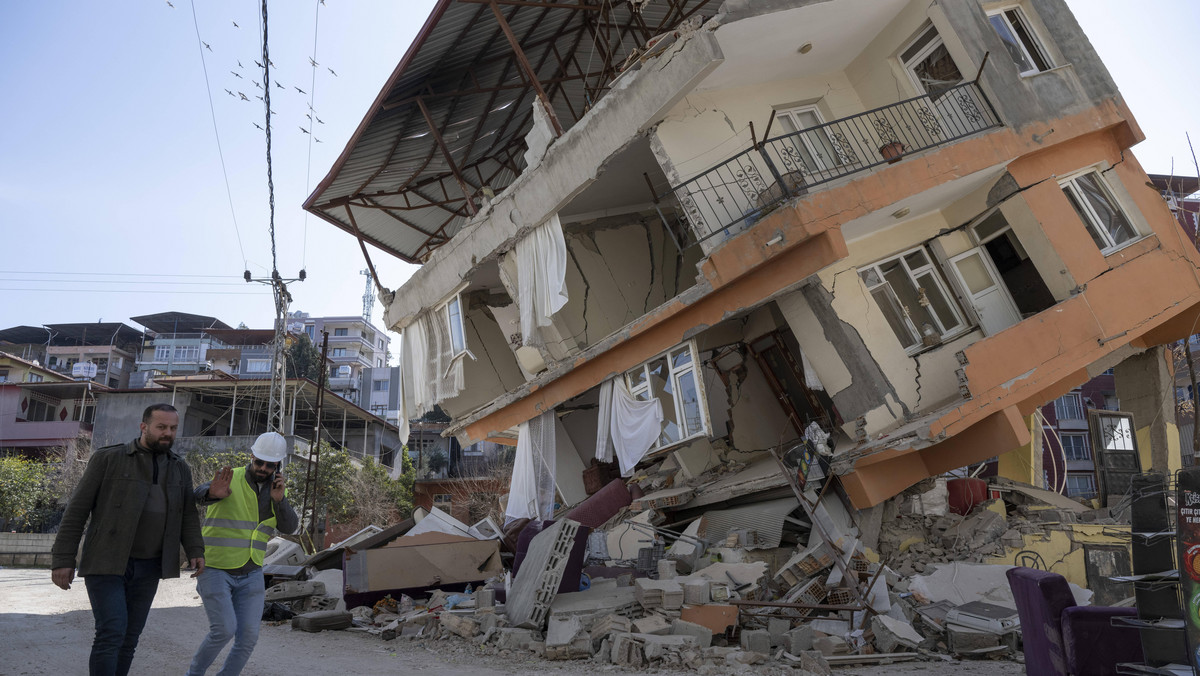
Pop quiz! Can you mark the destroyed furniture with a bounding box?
[1005,567,1142,676]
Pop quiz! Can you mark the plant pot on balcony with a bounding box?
[879,141,907,164]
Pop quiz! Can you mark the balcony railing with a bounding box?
[657,81,1001,244]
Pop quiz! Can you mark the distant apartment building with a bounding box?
[129,311,232,385]
[0,353,98,457]
[0,323,141,389]
[1038,372,1119,500]
[287,312,390,406]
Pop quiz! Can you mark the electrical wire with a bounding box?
[189,0,248,270]
[0,278,248,286]
[260,0,278,275]
[301,0,323,269]
[0,288,262,295]
[0,271,241,278]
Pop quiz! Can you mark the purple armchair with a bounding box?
[1006,567,1143,676]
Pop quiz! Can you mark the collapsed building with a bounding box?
[298,3,1200,666]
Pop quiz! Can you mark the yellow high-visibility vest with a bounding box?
[201,467,279,569]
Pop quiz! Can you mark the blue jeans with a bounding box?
[187,567,265,676]
[84,557,162,676]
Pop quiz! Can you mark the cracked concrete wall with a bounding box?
[439,303,527,422]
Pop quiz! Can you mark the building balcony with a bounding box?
[658,81,1001,245]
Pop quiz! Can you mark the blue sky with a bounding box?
[0,0,1197,341]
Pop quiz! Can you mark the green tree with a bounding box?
[0,456,53,529]
[286,333,324,380]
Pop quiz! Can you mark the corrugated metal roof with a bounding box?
[304,0,718,264]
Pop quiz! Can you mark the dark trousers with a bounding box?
[83,557,162,676]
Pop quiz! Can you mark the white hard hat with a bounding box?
[251,432,288,463]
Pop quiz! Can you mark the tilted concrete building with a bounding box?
[307,0,1200,508]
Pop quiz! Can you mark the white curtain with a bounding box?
[516,213,569,346]
[800,351,825,392]
[504,411,558,526]
[594,377,664,476]
[400,310,466,421]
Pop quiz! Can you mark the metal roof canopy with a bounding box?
[203,328,277,345]
[0,323,142,349]
[131,312,232,335]
[304,0,716,264]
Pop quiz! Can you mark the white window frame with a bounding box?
[1061,432,1090,461]
[173,345,200,362]
[623,340,710,452]
[859,246,966,353]
[334,328,349,337]
[331,348,347,357]
[433,493,452,504]
[373,379,389,392]
[773,105,846,174]
[987,6,1053,76]
[442,294,468,358]
[28,373,44,383]
[900,23,962,98]
[1059,169,1139,253]
[246,359,271,373]
[1054,392,1084,421]
[154,345,171,361]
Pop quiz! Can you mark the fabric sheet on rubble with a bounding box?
[516,213,569,346]
[594,377,664,476]
[505,411,558,525]
[908,562,1092,608]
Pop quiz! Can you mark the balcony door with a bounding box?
[900,24,974,147]
[948,248,1021,336]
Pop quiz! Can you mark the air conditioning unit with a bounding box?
[337,365,351,377]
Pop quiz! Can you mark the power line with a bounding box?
[0,278,248,286]
[189,0,249,270]
[301,0,324,269]
[260,0,278,275]
[2,288,263,295]
[0,271,242,278]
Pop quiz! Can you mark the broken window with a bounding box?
[859,247,965,352]
[443,294,467,357]
[624,340,708,451]
[988,7,1053,76]
[1060,170,1138,252]
[901,24,963,99]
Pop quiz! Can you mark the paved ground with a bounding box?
[0,567,1023,675]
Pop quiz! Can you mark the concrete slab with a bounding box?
[507,519,581,629]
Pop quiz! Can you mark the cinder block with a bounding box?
[507,520,581,629]
[767,617,790,646]
[670,618,712,647]
[785,625,814,653]
[739,629,771,654]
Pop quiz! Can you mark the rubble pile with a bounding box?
[260,443,1128,671]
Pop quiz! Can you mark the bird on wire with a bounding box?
[238,91,249,101]
[202,41,212,52]
[232,21,239,28]
[294,86,307,95]
[231,71,243,79]
[327,67,337,77]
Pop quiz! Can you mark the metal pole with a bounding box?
[229,383,237,435]
[487,0,564,136]
[299,332,329,553]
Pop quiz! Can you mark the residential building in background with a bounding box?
[287,312,390,406]
[130,311,231,384]
[0,323,141,389]
[1038,372,1119,500]
[0,353,98,457]
[308,0,1200,509]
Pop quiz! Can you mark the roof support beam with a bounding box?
[343,204,389,298]
[488,0,564,137]
[416,96,478,217]
[460,0,601,11]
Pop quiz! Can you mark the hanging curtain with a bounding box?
[504,410,558,526]
[516,213,569,346]
[594,376,664,476]
[399,310,466,421]
[800,351,825,392]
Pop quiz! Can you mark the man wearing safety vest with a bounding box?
[186,432,298,676]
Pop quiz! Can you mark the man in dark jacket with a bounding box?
[51,403,206,676]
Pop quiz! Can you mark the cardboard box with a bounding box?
[343,532,503,608]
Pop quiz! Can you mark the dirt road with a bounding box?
[1,567,1022,675]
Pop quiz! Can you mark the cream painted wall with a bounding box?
[844,0,936,109]
[440,306,527,421]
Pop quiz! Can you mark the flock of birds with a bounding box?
[167,0,333,143]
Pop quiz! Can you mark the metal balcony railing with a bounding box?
[657,81,1002,245]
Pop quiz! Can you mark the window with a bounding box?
[443,295,467,357]
[1061,433,1090,461]
[173,345,200,362]
[901,24,962,98]
[988,7,1053,76]
[624,341,708,451]
[154,345,171,361]
[1060,171,1137,252]
[860,247,965,351]
[0,369,7,383]
[1054,392,1084,420]
[371,404,387,414]
[334,328,348,337]
[373,380,389,392]
[246,359,271,373]
[376,358,383,367]
[305,326,315,340]
[378,339,385,349]
[773,105,844,174]
[24,394,59,422]
[1065,473,1097,498]
[331,348,347,357]
[433,493,452,504]
[28,373,43,383]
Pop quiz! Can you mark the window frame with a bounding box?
[859,246,967,353]
[372,379,389,392]
[987,6,1053,76]
[1061,432,1090,461]
[772,104,847,174]
[331,348,347,358]
[1054,392,1085,421]
[1065,472,1097,498]
[245,359,271,373]
[623,339,710,453]
[442,294,468,358]
[1059,169,1139,253]
[900,23,962,99]
[333,328,349,337]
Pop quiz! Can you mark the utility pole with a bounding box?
[245,269,305,432]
